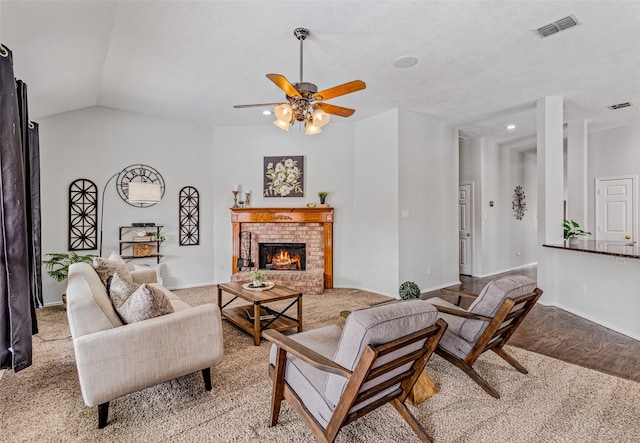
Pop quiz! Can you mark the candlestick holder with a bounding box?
[232,190,239,208]
[245,192,251,207]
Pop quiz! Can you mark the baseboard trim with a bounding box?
[334,285,396,298]
[167,281,216,291]
[474,262,537,278]
[333,280,461,299]
[43,301,64,307]
[420,280,461,294]
[554,302,639,341]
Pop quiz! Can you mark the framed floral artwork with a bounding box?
[263,156,304,197]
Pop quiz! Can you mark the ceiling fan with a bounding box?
[233,27,366,135]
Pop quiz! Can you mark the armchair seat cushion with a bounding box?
[269,325,342,428]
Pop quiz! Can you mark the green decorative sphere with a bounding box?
[399,281,421,300]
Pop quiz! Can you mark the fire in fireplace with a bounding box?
[259,243,306,271]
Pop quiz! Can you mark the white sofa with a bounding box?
[66,262,224,428]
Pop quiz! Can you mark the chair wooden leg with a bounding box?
[493,348,528,374]
[98,402,109,429]
[202,368,212,391]
[269,349,287,427]
[391,399,432,443]
[463,365,500,399]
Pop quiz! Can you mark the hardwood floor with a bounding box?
[421,266,640,383]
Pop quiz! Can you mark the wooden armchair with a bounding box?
[425,275,541,398]
[263,299,447,443]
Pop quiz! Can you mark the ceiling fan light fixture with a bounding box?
[273,118,290,132]
[312,109,330,128]
[305,124,322,135]
[234,26,365,135]
[274,103,293,122]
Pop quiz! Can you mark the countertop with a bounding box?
[543,240,640,259]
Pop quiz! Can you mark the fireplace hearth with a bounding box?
[259,243,306,270]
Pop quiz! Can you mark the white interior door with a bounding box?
[459,183,473,275]
[595,176,636,242]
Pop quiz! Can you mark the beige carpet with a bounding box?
[1,286,639,442]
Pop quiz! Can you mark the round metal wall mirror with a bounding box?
[116,164,165,207]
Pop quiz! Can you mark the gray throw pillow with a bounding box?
[108,272,139,309]
[92,256,131,287]
[116,283,174,324]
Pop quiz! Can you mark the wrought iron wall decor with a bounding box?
[69,178,98,250]
[512,185,526,220]
[116,164,165,207]
[238,231,253,270]
[179,186,199,246]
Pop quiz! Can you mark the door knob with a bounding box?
[625,235,631,239]
[466,233,471,237]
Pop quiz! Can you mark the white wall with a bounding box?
[353,110,399,296]
[38,106,463,304]
[587,124,640,234]
[39,106,214,305]
[211,123,356,286]
[398,110,459,292]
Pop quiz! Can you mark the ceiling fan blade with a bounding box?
[313,80,366,101]
[266,74,302,98]
[234,103,282,109]
[316,103,356,118]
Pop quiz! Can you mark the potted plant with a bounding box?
[318,191,328,205]
[149,232,166,242]
[249,269,266,288]
[564,219,591,244]
[43,252,96,305]
[399,281,421,300]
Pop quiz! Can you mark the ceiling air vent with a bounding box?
[608,102,632,110]
[535,15,579,38]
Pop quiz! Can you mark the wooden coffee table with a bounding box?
[217,282,303,346]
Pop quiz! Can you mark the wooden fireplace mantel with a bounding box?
[230,207,334,288]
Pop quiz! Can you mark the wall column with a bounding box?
[536,96,564,304]
[566,120,588,229]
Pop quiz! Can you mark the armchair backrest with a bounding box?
[459,275,536,342]
[324,299,439,407]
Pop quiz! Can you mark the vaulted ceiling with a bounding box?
[1,1,638,143]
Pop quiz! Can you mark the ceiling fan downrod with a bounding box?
[294,27,309,84]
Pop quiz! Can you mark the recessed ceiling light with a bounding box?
[393,56,418,69]
[506,124,516,130]
[263,110,272,115]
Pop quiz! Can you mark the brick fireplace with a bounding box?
[230,207,334,294]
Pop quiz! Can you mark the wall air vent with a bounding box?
[535,15,579,38]
[608,102,632,110]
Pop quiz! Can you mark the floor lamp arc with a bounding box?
[98,165,164,257]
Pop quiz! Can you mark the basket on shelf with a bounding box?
[133,244,153,257]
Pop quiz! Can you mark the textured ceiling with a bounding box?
[1,1,639,142]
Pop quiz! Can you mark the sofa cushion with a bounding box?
[66,263,124,338]
[92,256,131,287]
[108,272,139,309]
[116,283,174,324]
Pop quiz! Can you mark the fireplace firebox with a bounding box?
[259,243,306,271]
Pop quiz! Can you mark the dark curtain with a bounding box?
[0,44,41,372]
